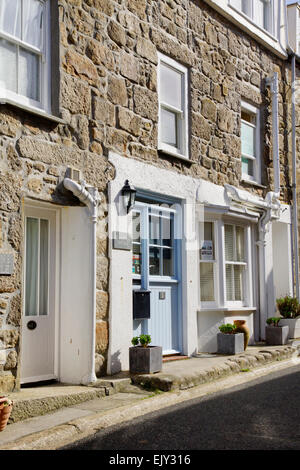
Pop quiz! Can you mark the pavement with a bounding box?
[0,341,299,450]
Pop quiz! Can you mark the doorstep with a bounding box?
[163,355,190,363]
[131,342,300,392]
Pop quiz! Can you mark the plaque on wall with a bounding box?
[0,253,14,275]
[113,232,132,251]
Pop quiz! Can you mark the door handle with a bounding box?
[27,320,37,330]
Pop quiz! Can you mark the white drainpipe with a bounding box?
[63,178,101,384]
[284,1,300,299]
[291,55,300,298]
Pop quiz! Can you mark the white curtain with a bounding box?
[23,0,43,48]
[0,38,17,92]
[19,46,39,100]
[0,0,21,38]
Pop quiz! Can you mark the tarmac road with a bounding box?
[61,364,300,451]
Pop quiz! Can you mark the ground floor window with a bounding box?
[199,217,253,309]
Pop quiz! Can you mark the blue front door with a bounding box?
[132,198,182,354]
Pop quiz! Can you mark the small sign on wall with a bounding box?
[0,253,14,275]
[113,232,132,251]
[200,240,213,260]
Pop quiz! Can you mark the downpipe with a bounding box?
[63,178,101,385]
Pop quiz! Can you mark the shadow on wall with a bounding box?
[110,350,122,375]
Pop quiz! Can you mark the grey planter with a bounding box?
[279,318,300,339]
[217,333,244,355]
[266,325,289,345]
[129,346,162,374]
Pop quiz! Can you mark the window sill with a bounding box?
[158,148,192,163]
[198,307,257,313]
[241,178,266,189]
[0,97,64,124]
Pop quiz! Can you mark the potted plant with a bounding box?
[265,317,289,345]
[129,334,162,374]
[277,296,300,339]
[217,323,244,355]
[0,396,13,432]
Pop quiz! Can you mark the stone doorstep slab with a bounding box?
[131,344,300,392]
[8,386,107,424]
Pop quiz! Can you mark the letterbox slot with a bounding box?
[133,289,151,320]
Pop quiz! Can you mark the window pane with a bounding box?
[200,263,215,301]
[0,39,17,92]
[226,264,234,301]
[132,243,142,275]
[234,265,244,301]
[25,218,39,316]
[242,157,254,177]
[132,211,140,243]
[0,0,21,38]
[224,225,234,261]
[39,219,49,316]
[160,62,182,109]
[200,222,214,260]
[242,0,251,16]
[236,226,245,261]
[241,121,255,157]
[230,0,242,10]
[19,47,40,100]
[163,248,173,276]
[149,214,160,245]
[23,0,44,48]
[149,247,160,275]
[162,215,173,247]
[256,0,264,28]
[161,108,178,147]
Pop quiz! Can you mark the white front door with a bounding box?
[21,206,57,384]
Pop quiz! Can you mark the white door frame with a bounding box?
[21,199,60,384]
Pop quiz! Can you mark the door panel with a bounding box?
[132,201,182,354]
[21,206,57,384]
[148,285,180,354]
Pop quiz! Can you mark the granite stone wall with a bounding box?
[0,0,293,392]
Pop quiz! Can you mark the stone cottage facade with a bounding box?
[0,0,296,392]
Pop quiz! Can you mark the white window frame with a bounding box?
[157,52,189,161]
[241,101,261,184]
[229,0,274,36]
[0,0,51,114]
[198,215,254,311]
[223,222,252,308]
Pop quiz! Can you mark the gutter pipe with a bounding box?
[63,178,101,385]
[284,1,300,299]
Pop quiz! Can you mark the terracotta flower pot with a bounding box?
[0,403,13,431]
[234,320,250,350]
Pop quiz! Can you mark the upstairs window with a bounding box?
[229,0,274,34]
[241,102,261,183]
[0,0,51,112]
[158,53,189,160]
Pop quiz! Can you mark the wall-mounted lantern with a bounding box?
[121,180,136,213]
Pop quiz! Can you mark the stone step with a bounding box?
[8,384,107,424]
